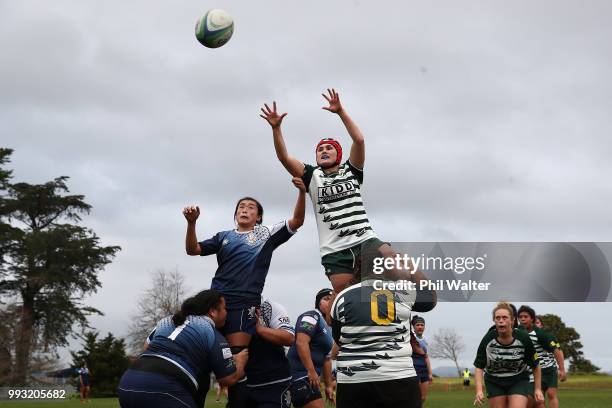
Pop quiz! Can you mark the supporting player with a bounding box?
[118,290,248,408]
[411,315,433,405]
[183,179,305,407]
[287,289,336,408]
[245,299,294,408]
[261,89,399,293]
[517,306,566,408]
[330,251,436,408]
[474,302,544,408]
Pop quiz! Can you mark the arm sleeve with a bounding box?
[145,327,157,346]
[269,301,295,334]
[346,160,364,184]
[537,328,560,352]
[198,233,222,256]
[208,330,238,379]
[264,221,295,249]
[301,164,316,191]
[474,333,491,369]
[295,311,321,338]
[520,331,539,368]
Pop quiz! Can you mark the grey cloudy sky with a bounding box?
[2,1,612,370]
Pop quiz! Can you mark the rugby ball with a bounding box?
[195,9,234,48]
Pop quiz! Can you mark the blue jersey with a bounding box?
[287,309,334,381]
[78,368,90,384]
[143,315,236,394]
[246,300,294,387]
[412,335,428,370]
[199,221,295,308]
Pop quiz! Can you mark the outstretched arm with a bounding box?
[287,177,306,231]
[183,205,202,255]
[322,88,365,169]
[260,101,305,177]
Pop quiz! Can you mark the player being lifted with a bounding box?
[183,179,306,406]
[261,89,395,292]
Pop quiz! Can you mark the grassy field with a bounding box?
[3,375,611,407]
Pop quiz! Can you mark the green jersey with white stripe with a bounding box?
[474,328,539,379]
[302,160,377,257]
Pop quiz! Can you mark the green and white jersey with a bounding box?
[302,160,377,257]
[474,328,539,379]
[521,326,559,381]
[330,280,417,384]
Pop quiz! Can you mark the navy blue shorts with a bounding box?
[290,378,321,408]
[224,306,258,335]
[118,369,198,408]
[415,366,429,383]
[247,380,291,408]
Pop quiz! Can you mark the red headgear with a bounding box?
[316,138,343,166]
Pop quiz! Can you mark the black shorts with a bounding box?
[290,378,322,408]
[336,376,421,408]
[246,380,291,408]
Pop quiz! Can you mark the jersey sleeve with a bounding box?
[264,221,295,248]
[302,164,316,191]
[518,330,540,368]
[145,327,157,347]
[346,160,364,184]
[474,331,493,369]
[208,330,238,379]
[295,311,321,338]
[268,301,295,334]
[536,328,560,352]
[198,232,222,256]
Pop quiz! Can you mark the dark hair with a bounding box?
[412,315,425,325]
[536,315,544,327]
[315,288,333,310]
[518,305,536,321]
[234,197,264,225]
[172,289,224,326]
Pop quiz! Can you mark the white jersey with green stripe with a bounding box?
[474,328,539,378]
[330,280,417,384]
[302,160,377,257]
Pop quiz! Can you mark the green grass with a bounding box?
[3,376,611,407]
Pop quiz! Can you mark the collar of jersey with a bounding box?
[234,227,257,234]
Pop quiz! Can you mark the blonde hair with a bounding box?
[492,301,515,320]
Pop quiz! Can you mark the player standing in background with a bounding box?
[287,289,335,408]
[474,302,544,408]
[245,299,295,408]
[330,256,436,408]
[517,306,566,408]
[118,290,248,408]
[411,315,433,405]
[78,362,91,403]
[261,89,399,293]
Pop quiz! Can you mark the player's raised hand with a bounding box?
[322,88,343,114]
[260,101,287,129]
[183,205,200,223]
[292,177,307,193]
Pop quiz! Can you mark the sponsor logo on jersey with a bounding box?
[222,238,230,246]
[317,181,356,203]
[222,347,232,359]
[278,316,290,325]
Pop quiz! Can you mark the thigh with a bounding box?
[508,394,528,408]
[488,396,509,408]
